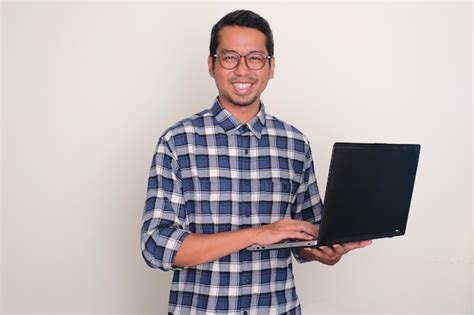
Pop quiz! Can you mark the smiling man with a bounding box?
[141,10,371,314]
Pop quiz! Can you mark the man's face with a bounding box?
[208,26,275,109]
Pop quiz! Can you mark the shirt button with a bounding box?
[243,311,248,315]
[244,149,249,155]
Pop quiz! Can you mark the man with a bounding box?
[141,10,371,314]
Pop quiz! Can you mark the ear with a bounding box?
[208,55,215,78]
[269,57,276,80]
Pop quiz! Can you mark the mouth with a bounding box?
[232,82,253,95]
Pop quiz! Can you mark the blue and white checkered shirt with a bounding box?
[141,99,322,314]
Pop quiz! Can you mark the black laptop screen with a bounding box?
[317,143,420,246]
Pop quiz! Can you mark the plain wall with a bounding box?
[1,2,472,314]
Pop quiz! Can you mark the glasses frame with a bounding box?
[213,51,273,70]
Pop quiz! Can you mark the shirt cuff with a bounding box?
[152,227,190,271]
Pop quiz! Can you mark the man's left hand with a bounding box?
[298,240,373,265]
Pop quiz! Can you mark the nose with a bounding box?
[234,56,251,76]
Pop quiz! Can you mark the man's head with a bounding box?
[210,10,274,59]
[208,10,275,111]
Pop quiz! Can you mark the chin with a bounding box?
[230,96,258,107]
[233,102,254,107]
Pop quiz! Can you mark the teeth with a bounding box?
[233,83,251,89]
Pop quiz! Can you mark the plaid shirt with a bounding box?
[141,99,322,314]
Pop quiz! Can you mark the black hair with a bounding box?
[209,10,274,58]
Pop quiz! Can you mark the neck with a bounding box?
[218,99,260,124]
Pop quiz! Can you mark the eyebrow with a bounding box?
[219,49,267,55]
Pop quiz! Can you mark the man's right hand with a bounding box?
[174,218,318,268]
[252,218,318,246]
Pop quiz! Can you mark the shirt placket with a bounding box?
[239,125,252,226]
[238,125,253,313]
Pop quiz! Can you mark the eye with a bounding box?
[248,54,265,63]
[222,54,239,62]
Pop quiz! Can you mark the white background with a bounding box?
[1,2,472,314]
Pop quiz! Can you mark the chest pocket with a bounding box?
[258,179,296,220]
[182,178,232,234]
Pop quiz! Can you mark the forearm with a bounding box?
[173,228,257,268]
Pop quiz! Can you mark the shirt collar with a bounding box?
[210,98,266,139]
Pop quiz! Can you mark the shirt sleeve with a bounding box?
[140,135,190,271]
[290,142,323,263]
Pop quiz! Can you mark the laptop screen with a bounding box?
[317,143,420,246]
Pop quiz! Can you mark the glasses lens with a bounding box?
[217,52,268,70]
[219,52,239,69]
[246,53,266,70]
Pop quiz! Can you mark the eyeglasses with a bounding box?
[213,51,272,70]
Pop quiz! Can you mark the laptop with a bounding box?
[247,142,421,251]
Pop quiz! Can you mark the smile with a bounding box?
[232,82,253,94]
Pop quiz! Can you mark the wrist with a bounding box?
[298,247,312,260]
[246,225,263,246]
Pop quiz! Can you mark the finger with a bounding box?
[359,240,373,247]
[275,230,314,242]
[301,246,324,259]
[287,221,318,238]
[310,247,341,265]
[301,221,319,237]
[340,242,359,251]
[332,244,348,255]
[301,246,315,252]
[318,246,337,257]
[342,240,373,251]
[285,231,315,241]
